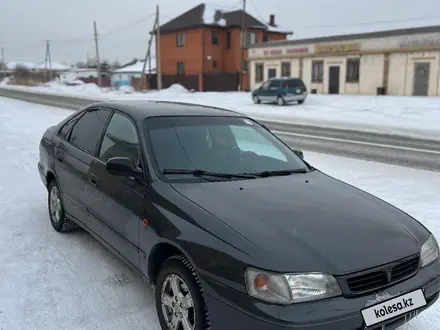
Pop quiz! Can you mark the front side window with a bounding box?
[145,116,308,181]
[99,112,140,165]
[69,109,111,154]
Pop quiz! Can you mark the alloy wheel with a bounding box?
[160,274,195,330]
[49,185,62,224]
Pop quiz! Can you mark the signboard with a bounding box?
[263,47,309,56]
[315,43,360,54]
[263,49,282,55]
[399,35,440,48]
[286,47,309,54]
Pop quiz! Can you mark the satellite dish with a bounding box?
[214,10,223,23]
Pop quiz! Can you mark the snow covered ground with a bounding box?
[1,80,440,140]
[0,97,439,329]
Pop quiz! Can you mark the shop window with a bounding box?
[281,62,291,77]
[346,58,360,83]
[312,60,324,83]
[255,63,264,83]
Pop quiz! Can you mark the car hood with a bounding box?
[171,171,427,275]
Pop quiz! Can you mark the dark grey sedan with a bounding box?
[38,100,440,330]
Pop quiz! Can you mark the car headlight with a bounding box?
[245,267,342,304]
[420,234,439,267]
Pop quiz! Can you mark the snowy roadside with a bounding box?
[0,96,439,329]
[1,80,440,140]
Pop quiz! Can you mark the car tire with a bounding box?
[298,100,305,104]
[48,180,77,233]
[277,96,285,106]
[155,255,209,330]
[252,95,260,104]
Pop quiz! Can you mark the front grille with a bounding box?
[347,271,388,293]
[342,254,420,295]
[391,256,419,281]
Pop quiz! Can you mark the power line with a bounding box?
[249,0,440,30]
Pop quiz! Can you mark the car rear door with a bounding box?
[84,110,146,269]
[55,108,112,222]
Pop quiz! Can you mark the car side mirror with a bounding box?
[106,157,143,179]
[293,149,304,159]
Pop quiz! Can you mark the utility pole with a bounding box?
[138,15,158,90]
[93,21,102,87]
[156,4,162,90]
[1,47,5,80]
[47,40,52,81]
[239,0,247,91]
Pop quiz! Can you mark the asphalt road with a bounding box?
[1,87,439,172]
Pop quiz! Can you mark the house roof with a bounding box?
[158,3,292,34]
[249,25,440,48]
[6,61,70,71]
[113,59,156,73]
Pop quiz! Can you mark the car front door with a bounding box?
[257,80,270,101]
[267,79,281,102]
[55,108,112,222]
[84,110,145,269]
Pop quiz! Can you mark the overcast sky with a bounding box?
[1,0,440,65]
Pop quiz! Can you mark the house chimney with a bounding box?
[269,14,275,27]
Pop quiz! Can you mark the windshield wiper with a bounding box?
[163,169,257,180]
[245,169,308,178]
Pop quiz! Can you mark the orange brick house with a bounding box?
[156,3,292,91]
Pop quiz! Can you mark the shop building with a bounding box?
[248,25,440,96]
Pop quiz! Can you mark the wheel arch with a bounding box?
[148,240,197,285]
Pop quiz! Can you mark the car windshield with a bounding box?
[144,116,309,181]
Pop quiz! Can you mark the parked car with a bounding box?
[38,100,440,330]
[252,77,308,105]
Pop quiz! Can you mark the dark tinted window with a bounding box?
[284,79,305,89]
[59,113,83,140]
[99,112,140,165]
[69,109,111,154]
[145,116,308,180]
[268,80,280,88]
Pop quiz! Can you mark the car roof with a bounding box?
[90,100,245,121]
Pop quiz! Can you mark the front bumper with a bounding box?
[200,258,440,329]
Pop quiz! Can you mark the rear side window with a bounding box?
[284,79,305,89]
[69,109,111,155]
[59,112,83,140]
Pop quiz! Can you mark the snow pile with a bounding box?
[202,4,226,26]
[42,78,102,94]
[157,83,189,95]
[116,85,135,94]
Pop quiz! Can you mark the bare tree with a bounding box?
[13,65,31,84]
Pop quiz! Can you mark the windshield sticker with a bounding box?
[244,119,253,125]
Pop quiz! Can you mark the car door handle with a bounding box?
[89,174,98,185]
[55,150,63,161]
